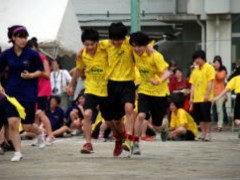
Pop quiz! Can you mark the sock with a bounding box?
[131,135,139,142]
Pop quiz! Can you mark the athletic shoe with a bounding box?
[11,152,23,162]
[80,143,93,154]
[37,133,46,149]
[122,138,132,152]
[113,140,123,157]
[204,133,212,142]
[98,135,107,142]
[0,146,4,155]
[46,135,55,146]
[161,130,168,142]
[196,133,205,141]
[31,137,38,146]
[132,142,141,155]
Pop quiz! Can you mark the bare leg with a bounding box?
[8,117,21,152]
[36,110,53,136]
[53,126,71,137]
[124,102,135,136]
[83,109,93,143]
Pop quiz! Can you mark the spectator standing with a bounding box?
[189,50,215,141]
[50,59,72,110]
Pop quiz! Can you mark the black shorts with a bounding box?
[19,101,36,125]
[106,80,135,120]
[138,94,167,127]
[234,94,240,120]
[192,102,212,124]
[84,94,110,121]
[0,97,19,126]
[37,96,49,111]
[178,130,195,141]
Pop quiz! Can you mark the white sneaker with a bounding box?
[37,133,46,149]
[31,137,38,146]
[46,136,55,146]
[132,142,141,155]
[204,133,212,142]
[11,152,23,162]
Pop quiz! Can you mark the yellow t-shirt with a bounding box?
[226,75,240,94]
[100,38,135,81]
[133,51,169,96]
[134,66,141,85]
[170,108,198,137]
[189,62,215,102]
[76,45,108,97]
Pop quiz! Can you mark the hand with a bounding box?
[0,85,5,95]
[150,78,160,86]
[204,94,209,102]
[67,85,74,96]
[211,97,217,103]
[146,46,155,56]
[21,70,32,79]
[189,101,193,112]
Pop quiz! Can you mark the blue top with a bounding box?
[0,47,44,102]
[46,107,65,130]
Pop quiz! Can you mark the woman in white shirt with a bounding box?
[50,60,72,110]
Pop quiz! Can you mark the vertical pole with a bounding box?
[131,0,140,33]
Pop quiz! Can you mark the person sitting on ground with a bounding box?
[46,96,71,137]
[168,93,198,141]
[64,91,85,135]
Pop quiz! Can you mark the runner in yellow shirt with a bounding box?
[129,32,171,155]
[189,50,215,141]
[168,93,198,140]
[68,29,110,153]
[99,22,136,157]
[212,75,240,138]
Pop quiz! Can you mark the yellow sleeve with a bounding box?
[189,70,195,84]
[99,40,110,50]
[76,56,85,70]
[207,65,215,81]
[134,66,141,84]
[226,77,236,91]
[154,53,169,72]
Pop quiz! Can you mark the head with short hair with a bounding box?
[51,59,61,71]
[129,31,150,56]
[81,29,99,53]
[109,22,128,48]
[169,93,184,112]
[130,31,150,46]
[49,96,61,109]
[81,29,99,43]
[192,50,206,67]
[109,22,128,40]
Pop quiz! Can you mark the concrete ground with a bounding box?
[0,131,240,180]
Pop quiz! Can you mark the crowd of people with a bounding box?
[0,22,239,162]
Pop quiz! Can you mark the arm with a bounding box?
[204,80,214,102]
[212,88,229,103]
[21,70,43,79]
[150,68,171,86]
[41,60,51,79]
[67,68,82,96]
[189,85,194,111]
